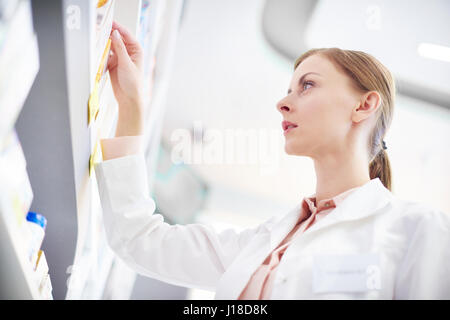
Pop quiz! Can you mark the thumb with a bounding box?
[110,29,130,65]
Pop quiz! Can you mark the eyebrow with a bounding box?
[287,72,322,94]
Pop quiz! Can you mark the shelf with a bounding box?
[0,130,51,299]
[90,72,118,144]
[0,0,51,300]
[0,0,39,147]
[91,0,115,90]
[62,0,130,299]
[13,0,184,299]
[97,76,119,140]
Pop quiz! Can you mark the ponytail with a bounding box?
[369,149,392,191]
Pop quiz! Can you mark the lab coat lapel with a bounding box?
[215,204,302,299]
[268,202,305,249]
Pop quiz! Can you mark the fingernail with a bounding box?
[112,29,121,40]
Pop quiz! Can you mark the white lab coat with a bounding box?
[95,154,450,299]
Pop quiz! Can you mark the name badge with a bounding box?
[312,253,381,294]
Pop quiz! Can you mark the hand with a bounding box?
[108,21,144,137]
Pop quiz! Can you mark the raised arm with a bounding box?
[95,153,268,290]
[95,22,271,290]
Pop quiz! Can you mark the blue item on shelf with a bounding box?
[26,211,47,230]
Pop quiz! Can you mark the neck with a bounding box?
[313,150,370,204]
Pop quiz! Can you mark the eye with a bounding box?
[302,80,314,91]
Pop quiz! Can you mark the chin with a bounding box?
[284,142,305,156]
[284,143,296,155]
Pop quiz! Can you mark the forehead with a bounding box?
[292,54,342,84]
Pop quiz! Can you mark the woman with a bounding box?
[95,22,450,299]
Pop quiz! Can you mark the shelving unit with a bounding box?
[0,0,52,299]
[14,0,183,299]
[0,0,39,146]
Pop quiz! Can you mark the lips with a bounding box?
[282,120,298,132]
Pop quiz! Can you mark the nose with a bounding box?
[276,98,291,114]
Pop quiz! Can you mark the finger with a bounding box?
[112,21,140,47]
[107,50,117,71]
[110,29,131,65]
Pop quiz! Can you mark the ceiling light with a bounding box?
[417,43,450,63]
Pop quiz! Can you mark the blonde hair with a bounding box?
[294,48,395,191]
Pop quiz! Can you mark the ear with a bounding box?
[352,91,381,123]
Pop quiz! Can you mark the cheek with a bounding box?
[298,94,347,139]
[320,94,351,137]
[298,96,330,130]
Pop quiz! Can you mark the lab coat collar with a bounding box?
[267,178,393,249]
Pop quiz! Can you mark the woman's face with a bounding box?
[276,54,363,158]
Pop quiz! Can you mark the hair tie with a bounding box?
[381,140,387,150]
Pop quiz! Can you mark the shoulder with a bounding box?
[386,196,450,234]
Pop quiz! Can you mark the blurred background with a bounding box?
[2,0,449,300]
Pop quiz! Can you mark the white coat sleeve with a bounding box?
[394,207,450,299]
[94,154,270,291]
